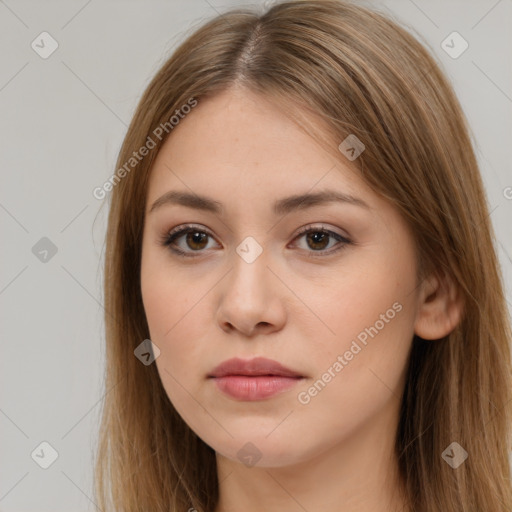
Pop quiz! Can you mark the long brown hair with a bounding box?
[94,1,512,510]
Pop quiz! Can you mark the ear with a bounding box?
[414,271,464,340]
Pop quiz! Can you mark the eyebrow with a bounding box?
[148,189,370,216]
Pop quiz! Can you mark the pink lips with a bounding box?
[208,357,304,401]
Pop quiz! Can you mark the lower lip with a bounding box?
[211,375,303,400]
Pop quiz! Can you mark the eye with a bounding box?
[159,224,219,258]
[159,223,352,258]
[290,224,352,258]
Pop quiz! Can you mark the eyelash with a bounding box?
[159,223,352,259]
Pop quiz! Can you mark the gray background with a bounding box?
[0,0,511,510]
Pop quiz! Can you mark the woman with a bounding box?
[94,1,512,510]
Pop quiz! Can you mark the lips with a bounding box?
[208,357,304,401]
[208,357,303,378]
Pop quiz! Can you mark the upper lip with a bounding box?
[208,357,303,378]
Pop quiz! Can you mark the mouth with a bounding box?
[208,356,304,379]
[208,357,305,401]
[209,375,304,401]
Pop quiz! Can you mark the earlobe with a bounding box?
[414,271,464,340]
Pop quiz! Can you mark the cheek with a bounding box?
[293,248,417,398]
[140,259,202,387]
[141,242,194,339]
[141,275,204,358]
[293,289,414,444]
[141,269,209,421]
[140,249,219,338]
[294,256,412,350]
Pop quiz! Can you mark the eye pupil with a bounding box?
[307,231,329,250]
[187,231,208,250]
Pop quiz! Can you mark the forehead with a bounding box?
[146,88,368,208]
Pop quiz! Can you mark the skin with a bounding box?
[140,86,462,512]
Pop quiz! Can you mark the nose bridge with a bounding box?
[229,234,271,297]
[215,234,284,335]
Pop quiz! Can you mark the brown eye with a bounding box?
[292,225,352,258]
[161,225,219,257]
[304,231,330,250]
[160,224,352,259]
[184,231,209,251]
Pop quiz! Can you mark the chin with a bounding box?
[207,432,312,469]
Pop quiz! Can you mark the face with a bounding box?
[140,87,422,468]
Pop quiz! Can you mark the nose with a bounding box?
[215,248,286,337]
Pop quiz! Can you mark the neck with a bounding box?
[214,395,410,512]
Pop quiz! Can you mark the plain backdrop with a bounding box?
[0,0,511,510]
